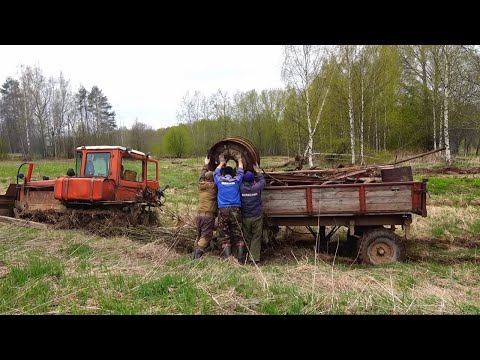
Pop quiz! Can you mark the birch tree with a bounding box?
[337,45,358,164]
[281,45,332,167]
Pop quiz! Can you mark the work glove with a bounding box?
[253,163,261,173]
[204,156,210,165]
[218,153,226,163]
[229,149,242,162]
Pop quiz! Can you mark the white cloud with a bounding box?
[0,45,285,129]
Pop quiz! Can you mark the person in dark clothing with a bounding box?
[214,151,245,263]
[240,163,265,263]
[193,156,218,259]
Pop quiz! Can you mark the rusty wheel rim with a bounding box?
[368,238,395,264]
[207,136,261,172]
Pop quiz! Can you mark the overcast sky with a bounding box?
[0,45,285,129]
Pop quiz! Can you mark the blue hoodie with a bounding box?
[240,173,265,218]
[214,167,244,208]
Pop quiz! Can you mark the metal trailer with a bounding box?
[262,180,428,265]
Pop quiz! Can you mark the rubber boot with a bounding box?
[193,248,204,260]
[220,243,231,258]
[237,244,246,265]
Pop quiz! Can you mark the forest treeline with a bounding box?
[1,45,479,164]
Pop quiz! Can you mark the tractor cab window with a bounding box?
[85,152,111,177]
[121,157,144,182]
[75,152,82,177]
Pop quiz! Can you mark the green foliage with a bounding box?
[0,138,9,159]
[163,125,192,158]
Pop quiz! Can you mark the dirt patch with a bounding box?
[257,238,358,266]
[133,242,177,263]
[0,261,8,278]
[17,207,159,231]
[90,224,197,254]
[411,237,480,249]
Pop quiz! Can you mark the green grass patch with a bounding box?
[9,258,63,286]
[138,274,184,298]
[65,243,93,258]
[165,255,193,267]
[427,177,480,196]
[469,220,480,235]
[430,219,464,238]
[98,296,143,315]
[261,283,307,314]
[458,303,480,314]
[221,269,263,299]
[396,273,418,290]
[137,274,211,314]
[22,282,52,313]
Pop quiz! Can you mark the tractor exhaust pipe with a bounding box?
[16,162,34,185]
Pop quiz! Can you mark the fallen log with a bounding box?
[0,215,48,229]
[389,147,446,165]
[266,168,358,175]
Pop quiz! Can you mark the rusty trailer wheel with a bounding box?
[207,136,260,173]
[358,228,405,265]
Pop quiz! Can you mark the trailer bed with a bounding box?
[263,180,426,222]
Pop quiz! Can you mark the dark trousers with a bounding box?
[195,214,215,250]
[242,215,263,261]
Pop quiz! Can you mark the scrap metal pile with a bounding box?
[263,165,394,186]
[206,136,422,186]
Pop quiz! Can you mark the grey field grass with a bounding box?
[1,157,480,314]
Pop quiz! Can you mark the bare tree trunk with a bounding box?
[432,98,437,150]
[297,122,301,155]
[439,104,444,149]
[53,131,57,159]
[374,93,378,152]
[443,50,451,165]
[432,64,438,150]
[303,84,330,167]
[384,102,387,151]
[22,86,31,156]
[360,74,365,165]
[348,67,355,164]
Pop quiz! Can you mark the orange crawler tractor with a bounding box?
[0,146,167,227]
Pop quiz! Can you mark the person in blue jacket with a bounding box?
[213,150,244,263]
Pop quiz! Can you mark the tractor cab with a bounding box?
[53,146,162,205]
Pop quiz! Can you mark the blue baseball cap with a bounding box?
[244,171,254,182]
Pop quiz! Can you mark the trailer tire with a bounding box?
[357,228,405,265]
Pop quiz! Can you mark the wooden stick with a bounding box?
[389,147,446,165]
[330,169,368,180]
[266,167,359,175]
[0,215,48,229]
